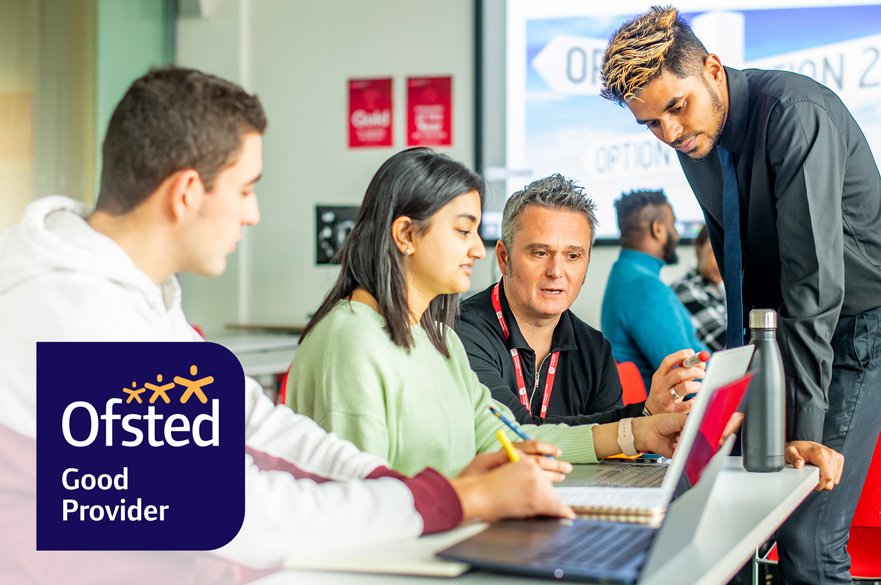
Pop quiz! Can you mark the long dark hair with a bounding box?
[301,148,485,357]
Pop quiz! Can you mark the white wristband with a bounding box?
[617,417,638,457]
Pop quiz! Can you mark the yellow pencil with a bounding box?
[496,429,520,463]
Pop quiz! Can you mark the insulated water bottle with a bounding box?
[743,309,785,472]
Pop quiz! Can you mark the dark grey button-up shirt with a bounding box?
[678,66,881,442]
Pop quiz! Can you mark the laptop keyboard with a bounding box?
[526,521,655,572]
[584,465,666,488]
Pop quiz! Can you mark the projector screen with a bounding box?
[477,0,881,243]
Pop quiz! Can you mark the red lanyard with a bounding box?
[491,282,559,418]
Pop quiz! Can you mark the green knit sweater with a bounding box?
[287,300,598,476]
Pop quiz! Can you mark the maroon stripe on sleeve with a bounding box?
[246,446,333,484]
[367,466,463,534]
[244,449,462,534]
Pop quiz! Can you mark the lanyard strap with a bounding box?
[491,282,559,418]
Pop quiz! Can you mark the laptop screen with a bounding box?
[678,372,753,492]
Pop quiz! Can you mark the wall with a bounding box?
[177,0,477,332]
[0,0,37,231]
[95,0,175,188]
[174,0,247,332]
[0,0,97,230]
[0,0,173,232]
[176,0,697,333]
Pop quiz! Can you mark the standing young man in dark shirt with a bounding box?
[455,174,705,426]
[601,7,870,584]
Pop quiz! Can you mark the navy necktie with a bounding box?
[718,146,744,347]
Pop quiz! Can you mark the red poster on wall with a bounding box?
[349,78,392,148]
[407,76,452,147]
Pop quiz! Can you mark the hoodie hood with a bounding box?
[0,195,179,312]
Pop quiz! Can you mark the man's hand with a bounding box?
[451,454,575,522]
[785,441,844,491]
[645,350,706,415]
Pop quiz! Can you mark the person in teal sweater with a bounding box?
[602,190,710,390]
[286,148,692,477]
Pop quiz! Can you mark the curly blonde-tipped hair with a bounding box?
[601,6,708,105]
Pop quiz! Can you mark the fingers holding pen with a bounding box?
[454,432,573,522]
[666,379,703,413]
[502,437,572,481]
[451,457,575,522]
[517,439,562,459]
[487,407,571,481]
[530,451,572,482]
[646,349,707,414]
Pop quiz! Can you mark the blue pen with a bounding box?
[489,406,556,458]
[488,405,533,441]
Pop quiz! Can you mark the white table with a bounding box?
[641,457,816,585]
[208,333,299,397]
[252,458,818,585]
[233,349,298,378]
[209,332,300,355]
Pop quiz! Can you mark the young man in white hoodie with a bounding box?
[0,66,581,584]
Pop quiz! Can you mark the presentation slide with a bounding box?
[482,0,881,242]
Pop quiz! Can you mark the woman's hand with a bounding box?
[632,413,688,457]
[459,441,572,482]
[451,454,575,522]
[591,413,687,459]
[516,440,573,481]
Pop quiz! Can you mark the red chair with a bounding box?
[275,369,290,405]
[849,431,881,580]
[755,431,881,581]
[616,362,647,405]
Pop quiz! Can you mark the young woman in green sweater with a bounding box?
[286,148,689,477]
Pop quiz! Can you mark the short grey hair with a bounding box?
[500,174,598,251]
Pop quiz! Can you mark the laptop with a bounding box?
[437,434,739,584]
[556,370,753,523]
[552,346,754,521]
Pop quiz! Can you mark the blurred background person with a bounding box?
[601,190,709,390]
[672,226,727,352]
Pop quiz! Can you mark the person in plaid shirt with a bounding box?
[672,226,726,352]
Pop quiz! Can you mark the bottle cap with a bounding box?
[749,308,777,329]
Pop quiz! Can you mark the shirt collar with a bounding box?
[497,278,578,353]
[619,248,665,275]
[719,66,749,154]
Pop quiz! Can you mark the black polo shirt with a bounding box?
[455,280,644,425]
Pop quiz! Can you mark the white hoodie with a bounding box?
[0,196,461,581]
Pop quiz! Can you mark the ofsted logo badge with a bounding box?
[37,342,245,551]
